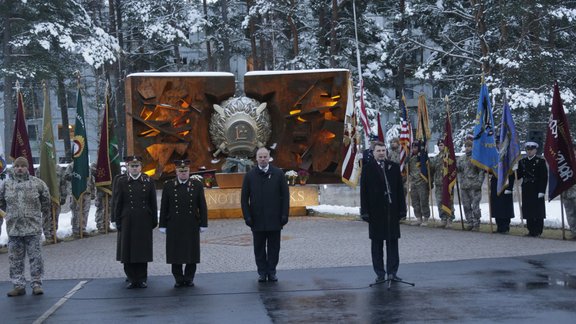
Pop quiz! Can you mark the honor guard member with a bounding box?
[489,137,516,233]
[517,142,548,237]
[65,162,95,239]
[457,140,485,231]
[114,156,158,288]
[159,159,208,288]
[1,157,51,297]
[408,141,430,226]
[41,165,68,244]
[430,139,455,228]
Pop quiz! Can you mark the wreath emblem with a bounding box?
[72,135,85,158]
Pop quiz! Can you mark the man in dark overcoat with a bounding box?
[517,142,548,237]
[159,160,208,288]
[113,156,158,288]
[490,173,515,233]
[360,141,407,283]
[241,147,289,283]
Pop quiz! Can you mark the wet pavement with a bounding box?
[1,217,575,323]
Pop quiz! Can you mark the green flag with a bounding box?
[72,88,89,200]
[39,82,60,205]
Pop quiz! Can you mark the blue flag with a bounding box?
[471,83,499,176]
[496,101,521,195]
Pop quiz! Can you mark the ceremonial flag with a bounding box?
[377,112,385,142]
[416,94,430,182]
[342,78,361,187]
[496,100,521,195]
[358,79,371,142]
[441,97,457,215]
[398,93,412,175]
[38,82,60,205]
[471,82,498,176]
[71,88,90,201]
[95,83,121,193]
[10,85,35,175]
[544,81,576,201]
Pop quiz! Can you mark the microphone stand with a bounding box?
[370,161,415,290]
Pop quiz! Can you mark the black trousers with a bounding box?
[171,264,197,283]
[252,230,281,276]
[371,239,399,278]
[526,218,544,236]
[495,218,511,233]
[124,262,148,283]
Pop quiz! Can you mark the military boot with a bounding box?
[32,286,44,295]
[420,218,430,227]
[411,218,422,226]
[7,286,26,297]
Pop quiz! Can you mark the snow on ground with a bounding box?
[0,200,571,245]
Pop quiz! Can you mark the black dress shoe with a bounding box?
[387,274,402,281]
[126,283,138,289]
[375,276,386,283]
[174,281,185,288]
[268,274,278,282]
[138,282,148,288]
[258,275,267,282]
[184,280,195,287]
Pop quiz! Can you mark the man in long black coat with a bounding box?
[113,156,158,289]
[241,147,289,283]
[360,141,407,283]
[490,174,515,233]
[159,160,208,288]
[517,142,548,237]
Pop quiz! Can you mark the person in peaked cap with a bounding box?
[113,155,158,289]
[159,159,208,288]
[517,141,547,237]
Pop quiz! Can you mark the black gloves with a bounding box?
[281,216,288,226]
[361,214,370,222]
[245,217,253,227]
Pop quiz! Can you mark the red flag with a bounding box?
[377,112,385,142]
[441,99,457,215]
[544,81,576,200]
[10,87,35,175]
[95,86,113,188]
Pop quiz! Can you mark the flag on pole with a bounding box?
[398,93,412,175]
[95,82,121,194]
[544,81,576,201]
[441,97,457,215]
[471,82,498,176]
[416,94,430,182]
[71,88,90,201]
[10,85,35,175]
[38,82,60,205]
[342,78,361,187]
[496,99,521,195]
[376,112,385,142]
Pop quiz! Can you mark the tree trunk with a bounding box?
[287,0,299,60]
[470,0,490,75]
[203,0,214,70]
[396,0,406,98]
[115,0,126,156]
[2,7,15,156]
[220,0,231,71]
[329,0,338,67]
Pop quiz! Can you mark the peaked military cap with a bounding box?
[525,141,538,149]
[124,155,143,163]
[174,159,191,170]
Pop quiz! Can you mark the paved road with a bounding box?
[1,217,575,323]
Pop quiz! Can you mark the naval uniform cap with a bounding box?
[525,142,539,149]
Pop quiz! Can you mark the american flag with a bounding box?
[398,94,412,175]
[358,79,371,141]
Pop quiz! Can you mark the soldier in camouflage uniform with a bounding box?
[561,146,576,240]
[0,157,51,297]
[41,165,68,244]
[457,141,485,231]
[408,141,430,226]
[430,140,455,228]
[66,162,95,239]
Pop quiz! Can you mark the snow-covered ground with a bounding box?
[0,200,572,246]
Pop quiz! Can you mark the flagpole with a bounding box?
[514,170,524,228]
[561,196,566,240]
[104,194,109,234]
[487,174,494,233]
[52,203,58,243]
[79,194,84,239]
[455,178,465,230]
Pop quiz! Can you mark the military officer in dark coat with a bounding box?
[113,156,158,288]
[241,147,289,283]
[490,173,515,233]
[360,141,407,283]
[517,142,548,237]
[159,160,208,288]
